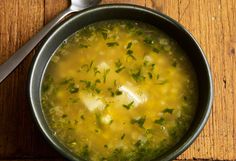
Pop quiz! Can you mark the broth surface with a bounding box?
[41,20,198,161]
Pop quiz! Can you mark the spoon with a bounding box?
[0,0,100,83]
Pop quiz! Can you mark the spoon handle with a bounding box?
[0,7,74,83]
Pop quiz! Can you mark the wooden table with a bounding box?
[0,0,235,161]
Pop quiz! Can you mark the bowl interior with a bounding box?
[29,4,213,161]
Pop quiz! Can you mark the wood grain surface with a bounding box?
[0,0,235,161]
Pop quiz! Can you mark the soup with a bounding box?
[41,20,198,161]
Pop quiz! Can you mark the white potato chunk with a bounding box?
[118,83,147,107]
[80,93,105,112]
[101,114,113,125]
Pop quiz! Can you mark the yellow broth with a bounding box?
[41,20,198,161]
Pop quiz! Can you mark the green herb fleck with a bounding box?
[136,30,143,35]
[163,108,174,114]
[144,37,154,45]
[148,72,153,79]
[172,61,177,67]
[121,133,126,140]
[80,80,101,94]
[156,74,160,80]
[80,145,90,160]
[78,44,88,48]
[98,27,109,40]
[126,50,136,60]
[151,64,156,71]
[102,32,107,40]
[154,117,165,125]
[145,129,152,134]
[134,140,142,147]
[116,66,125,73]
[125,22,135,30]
[127,42,132,49]
[80,80,91,88]
[74,120,78,124]
[106,42,119,47]
[115,89,122,96]
[157,80,168,85]
[95,113,102,127]
[183,96,188,101]
[42,75,54,93]
[123,101,134,110]
[131,116,146,128]
[115,59,126,73]
[80,115,85,120]
[80,61,94,72]
[95,88,101,94]
[108,88,122,97]
[62,114,67,118]
[143,60,149,67]
[68,83,79,94]
[103,69,110,83]
[68,97,78,103]
[93,67,101,76]
[113,80,117,87]
[152,47,160,53]
[60,77,73,85]
[131,68,145,82]
[104,144,108,148]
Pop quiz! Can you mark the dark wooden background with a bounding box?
[0,0,235,161]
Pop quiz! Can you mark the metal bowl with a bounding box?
[28,4,213,161]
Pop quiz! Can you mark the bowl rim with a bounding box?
[28,3,213,161]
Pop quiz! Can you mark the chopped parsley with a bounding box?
[116,67,125,73]
[121,133,126,140]
[148,72,153,79]
[172,61,177,67]
[80,80,91,88]
[123,101,134,110]
[95,79,101,83]
[154,117,165,125]
[106,42,119,47]
[115,89,122,96]
[62,114,67,118]
[113,80,117,87]
[131,116,146,128]
[157,80,168,85]
[131,68,145,82]
[80,79,101,94]
[151,63,155,71]
[93,67,101,75]
[68,82,79,94]
[152,47,160,53]
[126,50,136,60]
[103,69,110,83]
[134,140,142,147]
[80,61,94,72]
[163,108,174,114]
[60,78,79,94]
[183,96,188,101]
[78,44,88,48]
[60,77,73,85]
[97,27,109,40]
[127,42,132,49]
[144,37,154,45]
[156,74,160,80]
[108,88,123,97]
[80,145,90,160]
[115,59,126,73]
[80,115,85,120]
